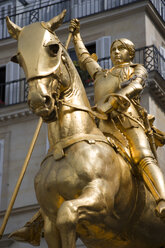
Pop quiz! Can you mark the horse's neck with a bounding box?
[59,58,101,138]
[59,95,95,138]
[48,54,102,146]
[47,103,100,148]
[47,120,63,150]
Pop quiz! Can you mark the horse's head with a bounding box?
[6,10,70,122]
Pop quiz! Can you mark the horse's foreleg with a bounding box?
[56,179,115,248]
[43,212,62,248]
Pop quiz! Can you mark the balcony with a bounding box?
[0,45,164,108]
[0,0,164,40]
[99,45,165,79]
[135,45,165,79]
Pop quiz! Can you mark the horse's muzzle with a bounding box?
[28,91,57,122]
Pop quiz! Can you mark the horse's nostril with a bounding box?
[44,96,51,106]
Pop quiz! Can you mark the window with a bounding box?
[71,0,104,18]
[160,46,165,79]
[0,66,6,106]
[69,43,96,61]
[5,62,26,105]
[69,43,96,87]
[0,2,14,39]
[69,37,112,84]
[0,139,4,204]
[96,36,112,69]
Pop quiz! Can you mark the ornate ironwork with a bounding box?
[98,45,165,79]
[135,45,165,79]
[29,9,39,23]
[0,0,164,40]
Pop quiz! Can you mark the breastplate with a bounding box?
[94,66,134,104]
[94,70,120,104]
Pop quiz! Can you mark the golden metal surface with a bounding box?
[0,21,73,239]
[4,11,165,248]
[70,18,165,208]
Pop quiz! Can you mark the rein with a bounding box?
[58,99,145,129]
[59,99,108,120]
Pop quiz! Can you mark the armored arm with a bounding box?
[70,19,101,79]
[97,64,147,114]
[118,64,147,99]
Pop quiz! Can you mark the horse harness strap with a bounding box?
[48,133,109,160]
[59,100,146,129]
[43,133,133,171]
[59,100,108,120]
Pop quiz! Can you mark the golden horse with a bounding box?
[6,10,165,248]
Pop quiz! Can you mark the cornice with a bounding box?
[0,38,16,48]
[0,203,40,217]
[0,204,39,244]
[58,0,164,36]
[0,235,14,247]
[145,0,165,38]
[0,104,33,122]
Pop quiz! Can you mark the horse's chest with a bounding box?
[34,157,64,213]
[56,162,82,199]
[35,155,86,201]
[56,142,101,199]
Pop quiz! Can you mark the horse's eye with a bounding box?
[49,44,59,56]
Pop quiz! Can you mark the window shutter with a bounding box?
[0,3,13,39]
[160,46,165,79]
[96,36,112,69]
[5,62,25,105]
[71,0,102,18]
[0,139,4,206]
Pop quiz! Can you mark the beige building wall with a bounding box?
[58,8,146,49]
[145,15,165,48]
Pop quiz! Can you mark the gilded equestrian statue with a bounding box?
[5,10,165,248]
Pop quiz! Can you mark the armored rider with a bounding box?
[70,19,165,218]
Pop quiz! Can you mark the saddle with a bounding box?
[100,114,165,170]
[98,118,133,167]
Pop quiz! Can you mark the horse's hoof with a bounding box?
[8,224,41,246]
[155,200,165,218]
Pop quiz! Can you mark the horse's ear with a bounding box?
[6,16,22,40]
[46,9,66,32]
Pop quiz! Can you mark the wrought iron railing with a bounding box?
[98,45,165,79]
[134,45,165,79]
[0,0,164,40]
[0,45,164,107]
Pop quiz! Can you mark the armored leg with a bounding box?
[139,157,165,217]
[117,115,165,218]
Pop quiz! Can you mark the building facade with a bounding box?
[0,0,164,247]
